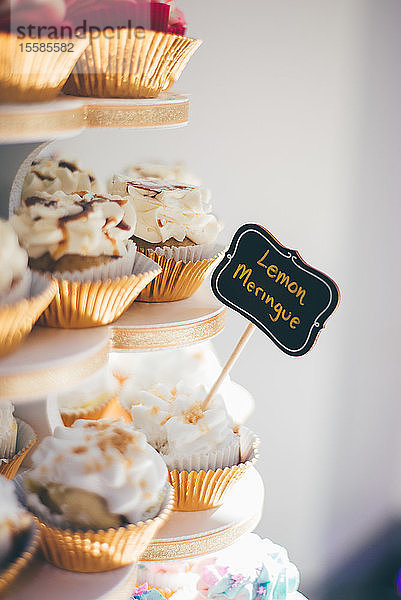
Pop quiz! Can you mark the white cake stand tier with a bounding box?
[0,326,110,439]
[0,92,190,143]
[111,286,226,351]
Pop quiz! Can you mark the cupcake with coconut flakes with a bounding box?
[129,382,258,510]
[11,190,160,327]
[0,218,31,307]
[0,404,36,480]
[109,175,224,301]
[22,419,172,571]
[22,158,97,201]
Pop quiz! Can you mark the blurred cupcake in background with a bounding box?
[0,405,36,479]
[0,219,56,357]
[109,175,224,301]
[195,533,300,600]
[21,419,172,571]
[22,158,97,202]
[58,365,120,426]
[0,475,38,592]
[0,401,17,460]
[123,161,201,186]
[115,342,255,425]
[11,190,160,327]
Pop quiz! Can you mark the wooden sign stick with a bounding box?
[201,323,256,411]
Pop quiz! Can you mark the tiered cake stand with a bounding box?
[0,94,306,600]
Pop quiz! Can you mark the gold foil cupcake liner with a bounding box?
[60,395,118,427]
[0,519,40,593]
[39,266,160,328]
[137,250,224,302]
[169,429,259,511]
[0,419,37,480]
[0,273,57,358]
[0,34,89,103]
[35,484,174,572]
[63,29,202,98]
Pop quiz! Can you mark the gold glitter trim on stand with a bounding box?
[0,344,109,399]
[0,94,190,143]
[0,520,40,592]
[111,309,226,350]
[140,511,263,561]
[85,101,189,128]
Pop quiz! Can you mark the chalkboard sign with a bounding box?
[211,224,339,356]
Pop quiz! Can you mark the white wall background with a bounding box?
[4,0,400,594]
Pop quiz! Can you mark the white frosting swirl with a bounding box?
[109,175,219,245]
[22,158,96,201]
[27,420,168,524]
[0,219,28,296]
[11,191,136,260]
[130,382,239,469]
[124,162,201,186]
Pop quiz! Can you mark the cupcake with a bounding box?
[0,0,89,103]
[22,158,97,201]
[115,342,255,425]
[109,175,224,301]
[195,533,300,600]
[123,162,201,186]
[132,583,189,599]
[0,475,38,592]
[0,218,31,307]
[11,190,161,327]
[129,382,258,510]
[0,219,56,357]
[0,412,36,480]
[63,0,201,98]
[58,365,120,427]
[22,419,173,571]
[137,560,199,599]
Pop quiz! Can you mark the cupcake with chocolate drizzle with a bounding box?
[10,190,161,327]
[108,175,224,302]
[22,158,97,201]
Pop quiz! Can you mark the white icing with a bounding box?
[11,191,136,260]
[27,420,168,524]
[0,219,28,297]
[116,343,232,404]
[123,162,201,186]
[129,382,239,468]
[109,175,219,245]
[22,159,96,201]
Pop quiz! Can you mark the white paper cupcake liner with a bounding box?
[146,242,225,264]
[51,241,137,283]
[0,422,18,459]
[0,419,37,479]
[164,437,239,473]
[0,269,32,308]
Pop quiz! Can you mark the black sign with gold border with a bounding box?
[211,224,340,356]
